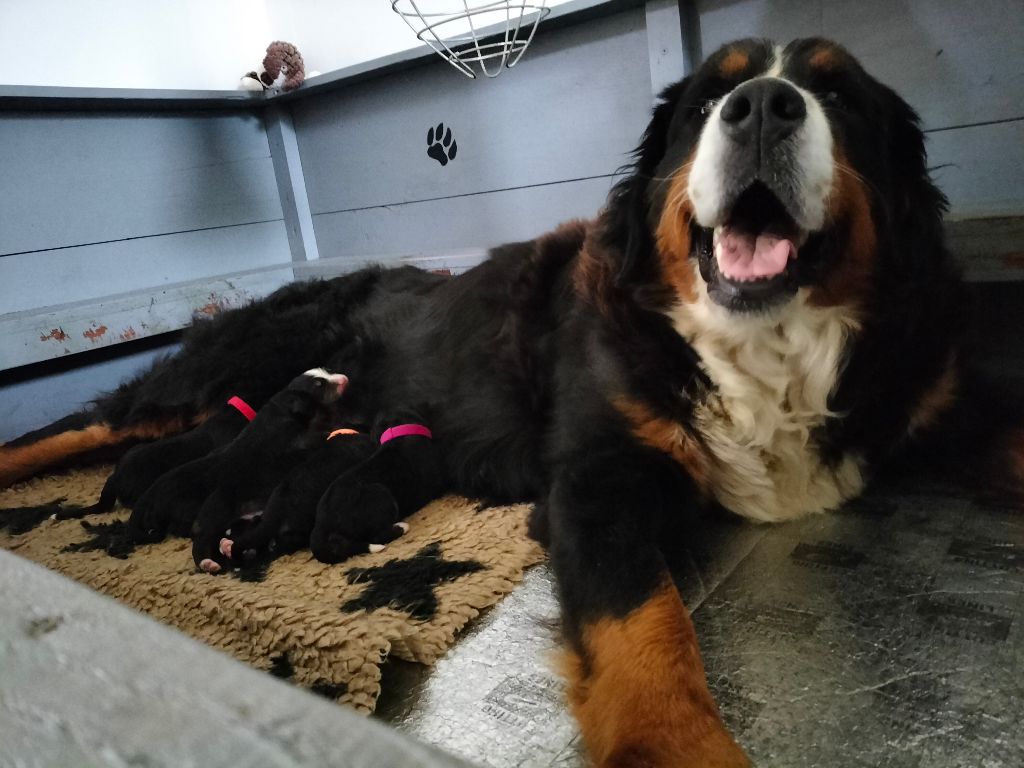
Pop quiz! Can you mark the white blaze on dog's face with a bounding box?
[649,39,882,320]
[685,45,834,312]
[688,49,835,238]
[303,367,350,401]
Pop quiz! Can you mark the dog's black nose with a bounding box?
[719,78,807,150]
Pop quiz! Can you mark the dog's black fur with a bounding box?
[3,38,1019,767]
[126,452,222,542]
[220,430,379,564]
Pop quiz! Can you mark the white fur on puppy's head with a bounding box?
[302,368,349,399]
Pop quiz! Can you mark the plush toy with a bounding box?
[239,41,307,93]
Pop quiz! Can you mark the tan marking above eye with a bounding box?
[810,47,839,70]
[720,49,750,77]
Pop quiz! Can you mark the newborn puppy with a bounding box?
[70,397,257,519]
[218,428,377,565]
[310,410,447,564]
[1,397,256,528]
[191,368,348,573]
[127,448,229,542]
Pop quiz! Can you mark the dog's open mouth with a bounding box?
[703,183,806,310]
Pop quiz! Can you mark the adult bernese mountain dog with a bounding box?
[2,38,1018,766]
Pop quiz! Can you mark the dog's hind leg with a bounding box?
[51,473,120,520]
[0,413,188,489]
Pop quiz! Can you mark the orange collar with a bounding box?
[327,428,361,440]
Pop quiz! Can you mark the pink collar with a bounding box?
[379,423,432,445]
[226,396,257,422]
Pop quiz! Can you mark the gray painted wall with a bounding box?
[0,108,288,440]
[0,108,290,370]
[292,6,656,261]
[0,342,179,443]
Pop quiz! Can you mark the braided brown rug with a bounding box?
[0,466,544,713]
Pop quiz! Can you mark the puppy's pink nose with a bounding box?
[329,373,349,396]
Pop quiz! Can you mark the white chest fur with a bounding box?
[668,287,865,522]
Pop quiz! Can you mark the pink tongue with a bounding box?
[716,229,794,281]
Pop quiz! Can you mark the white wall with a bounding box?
[0,0,574,90]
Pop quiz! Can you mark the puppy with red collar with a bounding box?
[85,396,259,516]
[184,368,349,573]
[0,396,257,531]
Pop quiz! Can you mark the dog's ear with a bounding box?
[878,83,949,270]
[602,77,692,283]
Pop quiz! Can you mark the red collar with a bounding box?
[226,396,257,422]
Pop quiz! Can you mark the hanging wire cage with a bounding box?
[390,1,550,79]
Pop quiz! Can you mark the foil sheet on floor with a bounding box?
[379,473,1023,767]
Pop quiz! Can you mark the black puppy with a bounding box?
[82,397,257,515]
[191,368,348,573]
[128,449,226,542]
[217,428,378,564]
[0,397,256,531]
[310,412,446,564]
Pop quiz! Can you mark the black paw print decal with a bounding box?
[427,122,458,166]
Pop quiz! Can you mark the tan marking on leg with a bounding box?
[614,397,710,494]
[563,582,750,768]
[0,418,186,488]
[907,355,960,436]
[655,158,699,304]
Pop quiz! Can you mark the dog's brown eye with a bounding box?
[822,91,845,109]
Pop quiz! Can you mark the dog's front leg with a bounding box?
[548,447,749,768]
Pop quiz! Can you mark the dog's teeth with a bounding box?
[395,522,410,533]
[368,543,386,553]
